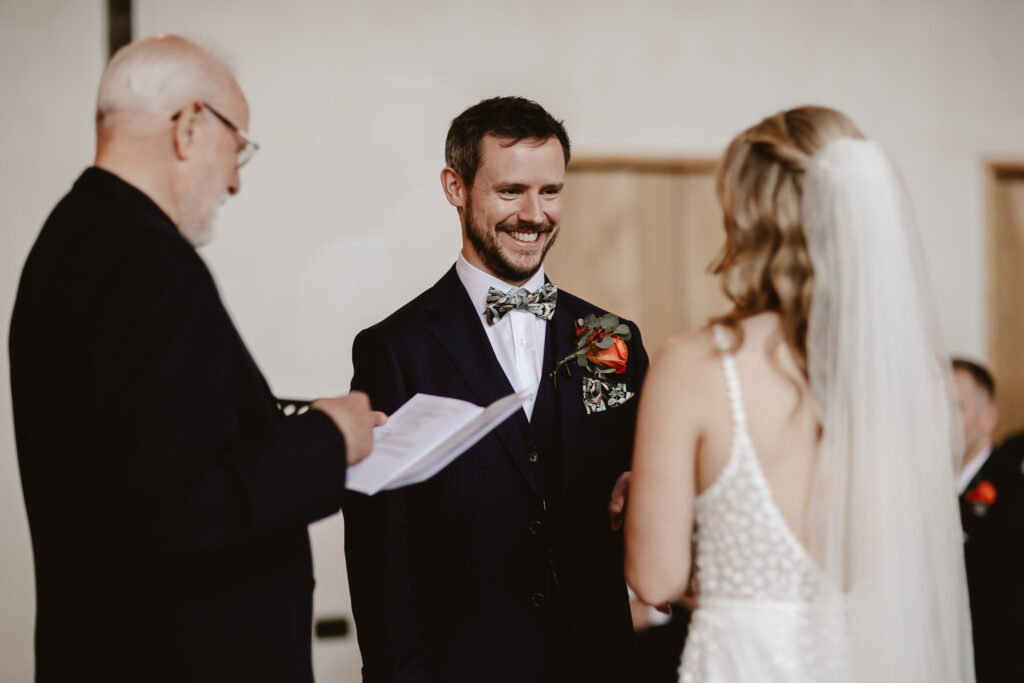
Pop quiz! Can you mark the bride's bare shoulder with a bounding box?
[638,328,724,428]
[650,327,721,380]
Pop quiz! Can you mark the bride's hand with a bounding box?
[609,471,631,530]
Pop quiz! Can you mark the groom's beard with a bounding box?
[463,195,558,283]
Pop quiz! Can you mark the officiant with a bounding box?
[9,35,383,682]
[341,96,650,682]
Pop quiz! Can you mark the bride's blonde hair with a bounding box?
[710,106,864,378]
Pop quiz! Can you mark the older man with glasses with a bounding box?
[9,35,384,682]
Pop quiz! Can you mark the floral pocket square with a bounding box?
[582,376,635,415]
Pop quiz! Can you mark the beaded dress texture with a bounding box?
[677,328,848,683]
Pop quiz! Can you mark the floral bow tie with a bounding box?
[484,283,558,325]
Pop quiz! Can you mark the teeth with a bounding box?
[510,231,539,242]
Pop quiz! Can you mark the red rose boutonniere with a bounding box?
[966,480,997,517]
[552,313,634,414]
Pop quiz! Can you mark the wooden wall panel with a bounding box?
[672,172,729,336]
[546,159,727,355]
[548,169,644,324]
[636,171,677,348]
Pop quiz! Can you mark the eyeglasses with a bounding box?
[171,101,260,167]
[202,102,259,167]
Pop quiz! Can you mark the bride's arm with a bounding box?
[624,332,708,607]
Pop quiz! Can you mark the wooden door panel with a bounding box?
[988,168,1024,441]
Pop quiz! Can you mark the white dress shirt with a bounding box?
[957,446,993,496]
[455,253,547,421]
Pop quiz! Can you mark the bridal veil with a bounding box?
[802,139,974,682]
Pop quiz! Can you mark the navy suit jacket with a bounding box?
[10,168,349,682]
[343,266,648,682]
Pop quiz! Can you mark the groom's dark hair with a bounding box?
[445,96,571,188]
[952,358,996,399]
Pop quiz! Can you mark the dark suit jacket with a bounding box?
[9,168,349,682]
[343,266,648,682]
[960,435,1024,683]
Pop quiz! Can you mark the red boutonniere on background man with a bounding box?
[552,313,634,414]
[966,480,997,517]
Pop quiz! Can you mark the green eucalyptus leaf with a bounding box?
[576,356,589,368]
[596,337,615,349]
[614,323,630,336]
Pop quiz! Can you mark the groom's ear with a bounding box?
[440,167,467,210]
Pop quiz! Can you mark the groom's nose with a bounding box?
[517,193,544,225]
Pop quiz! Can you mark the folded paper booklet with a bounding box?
[344,391,528,495]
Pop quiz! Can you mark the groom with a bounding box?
[343,97,648,681]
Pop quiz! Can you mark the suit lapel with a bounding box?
[547,298,586,487]
[426,267,538,498]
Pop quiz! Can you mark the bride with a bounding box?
[624,106,974,682]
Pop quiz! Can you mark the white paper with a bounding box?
[344,391,528,495]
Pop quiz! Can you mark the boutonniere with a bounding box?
[965,480,997,517]
[552,313,634,414]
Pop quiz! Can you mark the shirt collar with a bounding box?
[957,445,993,496]
[455,252,546,320]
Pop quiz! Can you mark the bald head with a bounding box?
[97,35,240,136]
[93,35,251,246]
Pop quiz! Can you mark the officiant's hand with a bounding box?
[312,391,387,465]
[609,471,631,530]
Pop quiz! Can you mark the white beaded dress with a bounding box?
[677,328,848,683]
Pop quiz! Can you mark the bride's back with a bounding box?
[694,311,818,547]
[626,105,975,683]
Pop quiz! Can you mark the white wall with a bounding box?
[2,0,1023,679]
[0,2,106,679]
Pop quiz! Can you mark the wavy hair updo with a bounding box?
[710,106,864,377]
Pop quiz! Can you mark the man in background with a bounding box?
[952,358,1024,683]
[342,97,649,681]
[9,35,382,682]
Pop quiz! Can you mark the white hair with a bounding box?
[96,35,234,131]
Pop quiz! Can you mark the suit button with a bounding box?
[531,592,546,607]
[529,520,543,535]
[528,451,539,463]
